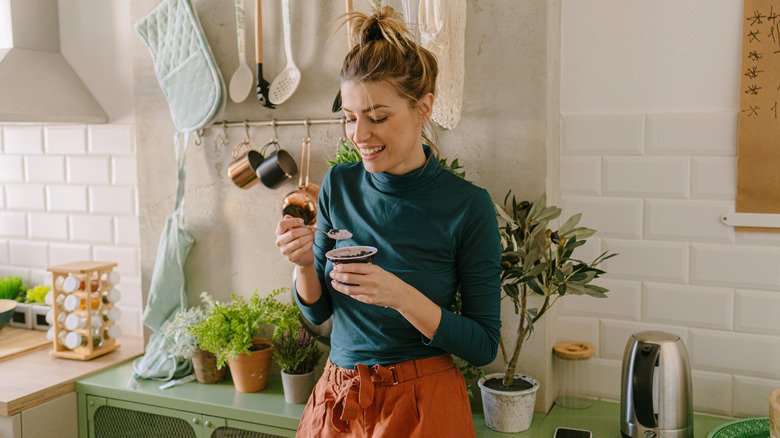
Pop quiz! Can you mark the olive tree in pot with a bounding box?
[479,193,617,433]
[259,288,324,404]
[190,292,274,393]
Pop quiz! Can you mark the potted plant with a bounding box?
[190,291,274,392]
[25,284,51,331]
[162,292,225,384]
[1,276,29,329]
[478,193,617,433]
[258,288,324,404]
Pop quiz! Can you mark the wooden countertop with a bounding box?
[0,336,143,416]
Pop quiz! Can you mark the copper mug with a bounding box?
[227,141,264,188]
[282,137,319,225]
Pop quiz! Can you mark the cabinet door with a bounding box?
[0,413,21,438]
[20,393,78,438]
[218,419,296,438]
[87,398,203,438]
[85,395,106,438]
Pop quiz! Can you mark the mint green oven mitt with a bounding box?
[135,0,225,132]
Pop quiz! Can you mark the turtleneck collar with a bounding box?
[367,145,443,194]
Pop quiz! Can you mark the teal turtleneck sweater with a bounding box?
[295,147,501,368]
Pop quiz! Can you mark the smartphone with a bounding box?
[553,427,592,438]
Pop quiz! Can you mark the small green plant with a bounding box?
[189,291,269,369]
[438,157,466,180]
[0,276,25,301]
[274,328,323,375]
[24,285,50,304]
[256,288,323,374]
[162,292,217,361]
[327,139,362,167]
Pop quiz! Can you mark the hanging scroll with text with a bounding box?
[737,1,780,233]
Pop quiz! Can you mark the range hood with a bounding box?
[0,0,107,123]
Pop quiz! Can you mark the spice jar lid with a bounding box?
[553,342,595,360]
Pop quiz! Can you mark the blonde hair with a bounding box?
[340,6,439,156]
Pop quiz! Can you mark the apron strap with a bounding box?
[173,131,189,225]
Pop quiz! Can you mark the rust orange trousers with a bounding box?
[295,354,476,437]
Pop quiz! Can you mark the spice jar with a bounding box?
[553,341,595,409]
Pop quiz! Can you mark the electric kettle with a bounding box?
[620,331,693,438]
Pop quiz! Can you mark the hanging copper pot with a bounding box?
[282,136,319,225]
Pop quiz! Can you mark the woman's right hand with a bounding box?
[275,215,315,267]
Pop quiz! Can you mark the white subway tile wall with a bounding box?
[559,111,780,416]
[0,124,142,338]
[691,370,733,416]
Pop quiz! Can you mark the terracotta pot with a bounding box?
[281,370,316,404]
[190,348,226,384]
[227,338,274,393]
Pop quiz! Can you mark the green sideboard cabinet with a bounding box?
[76,362,304,438]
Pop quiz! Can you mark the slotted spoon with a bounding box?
[268,0,300,105]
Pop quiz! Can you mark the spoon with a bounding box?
[229,0,253,103]
[308,226,353,240]
[268,0,301,105]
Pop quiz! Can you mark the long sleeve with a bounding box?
[423,189,501,366]
[293,169,337,325]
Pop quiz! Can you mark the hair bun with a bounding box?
[365,20,384,42]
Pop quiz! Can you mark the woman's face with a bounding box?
[341,80,433,175]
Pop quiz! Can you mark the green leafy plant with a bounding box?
[189,291,270,369]
[256,288,323,374]
[24,285,50,304]
[162,292,217,361]
[438,157,466,180]
[494,192,617,388]
[0,276,25,301]
[327,139,362,167]
[274,328,323,375]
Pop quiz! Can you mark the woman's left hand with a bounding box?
[329,263,410,309]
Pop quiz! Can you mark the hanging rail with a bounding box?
[194,117,346,146]
[212,117,344,129]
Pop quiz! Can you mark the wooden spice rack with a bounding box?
[47,261,120,361]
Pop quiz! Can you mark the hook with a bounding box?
[194,129,204,146]
[243,120,250,145]
[271,118,279,143]
[217,121,230,147]
[304,118,311,140]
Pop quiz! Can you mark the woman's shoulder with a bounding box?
[435,168,491,202]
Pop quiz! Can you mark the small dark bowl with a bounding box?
[0,299,18,331]
[325,246,378,265]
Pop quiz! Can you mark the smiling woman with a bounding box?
[274,6,501,438]
[341,81,432,175]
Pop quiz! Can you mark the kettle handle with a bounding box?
[633,343,660,428]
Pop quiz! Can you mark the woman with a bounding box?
[275,6,500,437]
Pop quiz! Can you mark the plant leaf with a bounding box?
[494,203,515,224]
[558,213,582,236]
